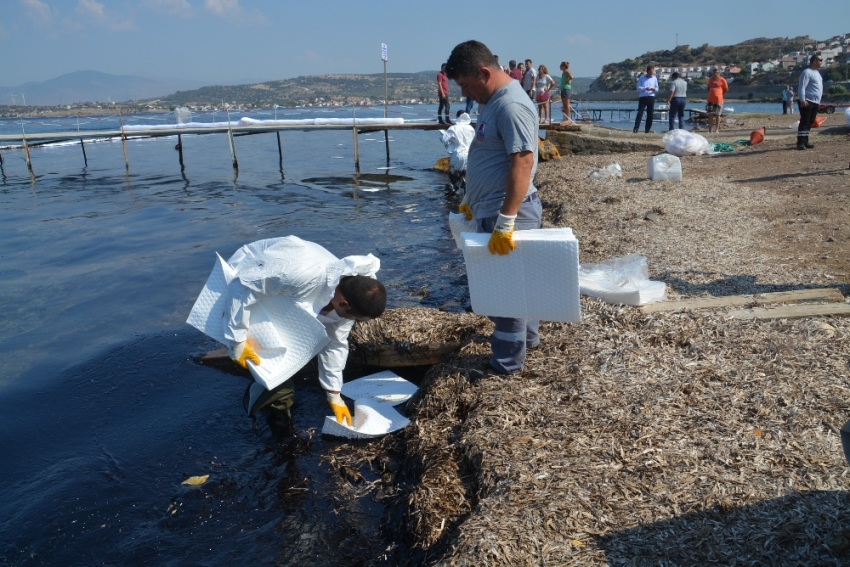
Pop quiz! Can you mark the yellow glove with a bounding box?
[327,392,352,426]
[488,213,516,255]
[458,194,472,221]
[229,339,260,369]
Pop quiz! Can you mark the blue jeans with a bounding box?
[476,193,543,374]
[668,97,686,130]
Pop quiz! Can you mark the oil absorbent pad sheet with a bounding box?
[461,228,581,322]
[322,371,417,439]
[186,254,329,390]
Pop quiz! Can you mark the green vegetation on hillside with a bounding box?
[591,36,815,92]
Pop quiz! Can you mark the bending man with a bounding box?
[446,40,542,375]
[218,236,386,424]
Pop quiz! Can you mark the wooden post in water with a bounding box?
[177,134,185,170]
[225,107,238,171]
[76,115,88,167]
[352,108,360,174]
[274,105,283,170]
[118,112,129,171]
[20,120,34,176]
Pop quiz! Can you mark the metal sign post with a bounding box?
[381,43,390,166]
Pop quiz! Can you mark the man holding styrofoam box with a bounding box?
[186,236,386,426]
[446,40,579,376]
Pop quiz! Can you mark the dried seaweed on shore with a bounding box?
[324,143,850,566]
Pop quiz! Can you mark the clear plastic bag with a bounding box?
[587,163,622,179]
[662,129,710,156]
[578,254,667,306]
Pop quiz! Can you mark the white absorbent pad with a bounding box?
[461,228,581,322]
[186,255,329,390]
[448,213,478,250]
[321,371,417,439]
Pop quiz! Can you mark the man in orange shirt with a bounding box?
[706,68,728,133]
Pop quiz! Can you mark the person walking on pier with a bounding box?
[666,72,687,130]
[633,66,658,133]
[559,61,574,123]
[437,63,452,124]
[706,68,728,133]
[445,40,542,376]
[796,54,823,151]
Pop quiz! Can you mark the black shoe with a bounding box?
[446,120,453,125]
[805,143,815,149]
[438,119,445,125]
[796,144,806,150]
[645,129,651,134]
[633,128,638,133]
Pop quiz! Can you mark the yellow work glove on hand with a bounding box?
[458,194,472,221]
[327,392,352,426]
[229,339,260,369]
[488,213,517,255]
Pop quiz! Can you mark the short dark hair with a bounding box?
[810,53,822,63]
[338,276,386,318]
[509,59,517,68]
[671,72,679,79]
[445,40,499,80]
[646,65,654,72]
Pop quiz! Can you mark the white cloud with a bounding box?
[142,0,194,17]
[75,0,138,31]
[22,0,55,27]
[564,34,593,46]
[204,0,267,23]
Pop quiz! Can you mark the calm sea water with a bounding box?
[0,105,467,566]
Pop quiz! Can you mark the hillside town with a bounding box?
[629,33,850,85]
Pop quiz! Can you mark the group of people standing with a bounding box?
[437,57,574,126]
[632,65,730,133]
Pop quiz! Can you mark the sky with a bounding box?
[2,0,849,87]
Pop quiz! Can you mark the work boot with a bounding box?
[805,142,815,149]
[796,136,807,150]
[438,118,445,125]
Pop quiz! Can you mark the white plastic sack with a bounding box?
[587,163,622,179]
[321,371,417,439]
[845,107,850,127]
[579,254,667,306]
[448,212,478,250]
[662,129,710,157]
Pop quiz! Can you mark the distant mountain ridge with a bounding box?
[0,70,207,106]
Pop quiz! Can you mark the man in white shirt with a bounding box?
[796,54,823,150]
[633,66,659,133]
[522,58,537,98]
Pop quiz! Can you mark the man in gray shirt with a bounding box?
[445,40,542,375]
[796,54,824,150]
[666,72,688,130]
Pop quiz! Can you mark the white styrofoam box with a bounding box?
[448,212,478,250]
[186,253,236,345]
[341,370,418,404]
[244,295,330,390]
[579,277,667,306]
[461,228,580,322]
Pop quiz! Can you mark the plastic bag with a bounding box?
[845,107,850,127]
[587,163,622,179]
[578,255,667,306]
[662,129,710,156]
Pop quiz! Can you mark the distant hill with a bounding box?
[0,70,206,106]
[591,36,816,91]
[157,73,594,107]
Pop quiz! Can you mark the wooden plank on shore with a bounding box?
[641,288,845,314]
[200,342,460,368]
[729,303,850,320]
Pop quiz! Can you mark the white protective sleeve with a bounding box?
[317,312,356,392]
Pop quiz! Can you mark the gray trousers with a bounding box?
[476,192,543,374]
